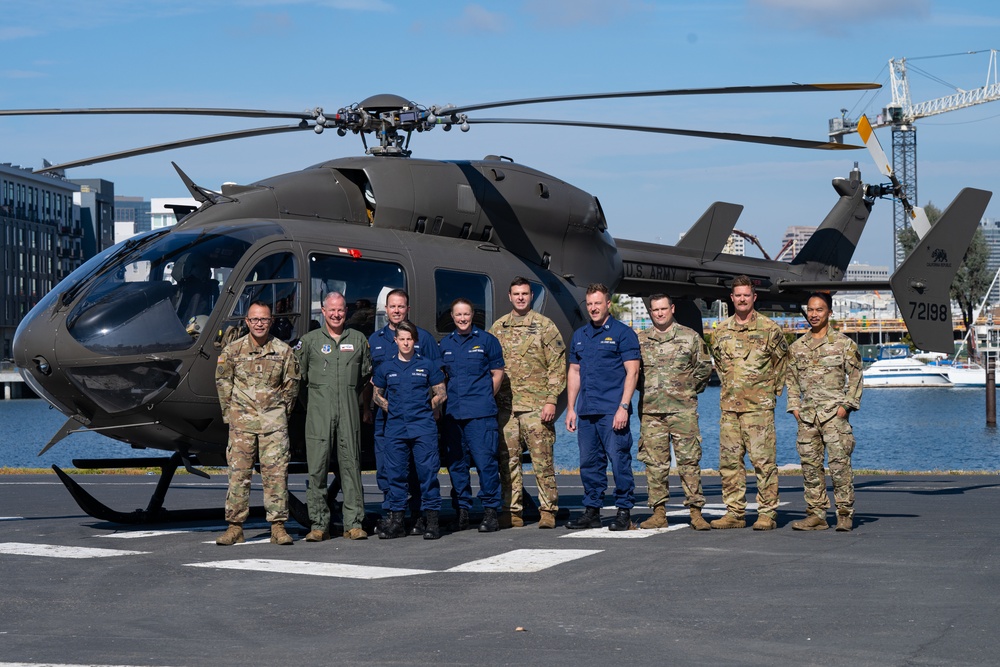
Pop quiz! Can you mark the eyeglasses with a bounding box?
[246,317,272,324]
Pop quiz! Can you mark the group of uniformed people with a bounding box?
[213,273,862,546]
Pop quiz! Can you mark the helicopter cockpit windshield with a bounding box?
[65,222,283,355]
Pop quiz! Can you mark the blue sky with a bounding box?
[2,0,999,266]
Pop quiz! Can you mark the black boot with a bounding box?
[479,507,499,533]
[409,514,427,536]
[565,507,602,530]
[608,508,631,531]
[456,508,470,531]
[423,510,441,540]
[377,511,406,540]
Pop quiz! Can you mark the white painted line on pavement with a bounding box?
[0,517,24,521]
[0,663,181,667]
[0,542,148,558]
[560,528,674,538]
[186,558,434,579]
[445,548,601,573]
[98,521,283,539]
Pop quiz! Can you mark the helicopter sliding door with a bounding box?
[212,249,302,348]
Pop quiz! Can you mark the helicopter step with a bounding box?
[52,452,311,526]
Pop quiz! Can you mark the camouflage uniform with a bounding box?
[786,330,863,520]
[490,309,566,515]
[637,322,713,509]
[216,334,300,524]
[710,312,788,519]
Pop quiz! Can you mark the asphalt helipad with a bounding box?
[1,471,998,666]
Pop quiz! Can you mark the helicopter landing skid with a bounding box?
[52,453,314,527]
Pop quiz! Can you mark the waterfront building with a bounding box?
[1,162,82,360]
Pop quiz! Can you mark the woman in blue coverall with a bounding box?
[371,321,448,539]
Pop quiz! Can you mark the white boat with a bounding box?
[941,362,999,387]
[862,345,953,388]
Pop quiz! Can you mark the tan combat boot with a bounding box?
[343,527,368,540]
[835,514,853,532]
[510,513,524,528]
[304,529,330,542]
[538,510,556,529]
[689,507,711,531]
[639,505,668,529]
[215,523,244,546]
[791,515,829,531]
[752,515,777,531]
[710,512,746,529]
[270,521,293,545]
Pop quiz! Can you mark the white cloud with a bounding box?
[452,5,508,34]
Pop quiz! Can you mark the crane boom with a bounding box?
[828,49,1000,266]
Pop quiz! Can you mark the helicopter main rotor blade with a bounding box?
[447,82,881,115]
[0,107,314,120]
[465,118,864,150]
[37,122,314,173]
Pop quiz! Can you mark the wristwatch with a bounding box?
[619,402,629,410]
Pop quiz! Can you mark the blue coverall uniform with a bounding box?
[570,316,640,510]
[439,327,505,511]
[372,356,445,511]
[368,323,441,510]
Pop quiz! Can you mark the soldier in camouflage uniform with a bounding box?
[786,292,863,532]
[709,275,788,531]
[490,277,566,529]
[215,301,301,546]
[636,294,713,531]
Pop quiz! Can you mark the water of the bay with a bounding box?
[2,387,998,471]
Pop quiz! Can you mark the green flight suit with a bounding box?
[296,326,372,532]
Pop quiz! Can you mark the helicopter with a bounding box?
[6,85,992,525]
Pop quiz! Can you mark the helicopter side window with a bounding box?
[308,253,406,337]
[434,269,493,334]
[528,281,546,311]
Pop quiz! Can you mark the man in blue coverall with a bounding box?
[440,298,506,532]
[564,283,641,531]
[368,288,442,534]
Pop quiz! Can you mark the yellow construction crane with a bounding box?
[829,49,1000,266]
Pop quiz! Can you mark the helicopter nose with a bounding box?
[12,296,76,416]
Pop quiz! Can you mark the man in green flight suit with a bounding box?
[296,291,373,541]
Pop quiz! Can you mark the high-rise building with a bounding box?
[978,218,1000,304]
[72,179,115,258]
[1,162,82,359]
[722,233,745,256]
[114,195,151,238]
[776,225,817,262]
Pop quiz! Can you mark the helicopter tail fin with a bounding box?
[891,187,992,353]
[788,168,872,279]
[675,202,743,258]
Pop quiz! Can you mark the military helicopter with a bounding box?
[6,85,991,525]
